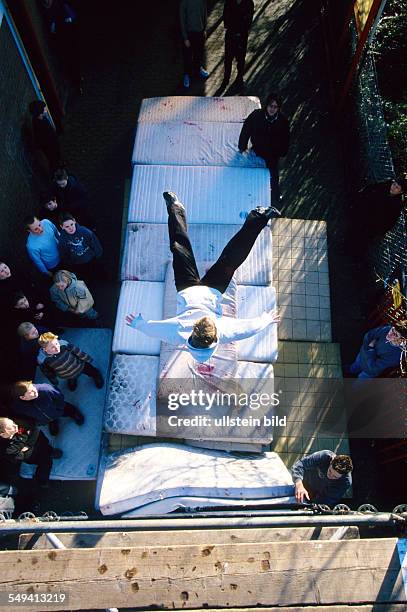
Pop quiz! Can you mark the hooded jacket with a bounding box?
[130,285,276,363]
[50,272,94,313]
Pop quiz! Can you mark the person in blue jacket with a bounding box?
[291,450,353,506]
[349,321,407,378]
[58,213,102,283]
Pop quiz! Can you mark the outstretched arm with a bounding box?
[126,313,181,345]
[218,309,279,342]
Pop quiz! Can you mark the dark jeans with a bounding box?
[68,362,100,386]
[224,30,249,81]
[168,203,269,294]
[183,31,205,75]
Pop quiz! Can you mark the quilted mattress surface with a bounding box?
[127,165,270,224]
[138,96,260,123]
[121,223,272,285]
[112,280,164,355]
[96,443,294,515]
[132,121,266,167]
[237,284,278,362]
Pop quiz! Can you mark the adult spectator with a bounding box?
[357,176,407,237]
[48,168,92,226]
[291,451,353,506]
[222,0,254,90]
[37,331,104,391]
[126,192,280,362]
[12,380,84,437]
[348,321,407,379]
[28,100,60,172]
[180,0,209,89]
[58,213,102,282]
[50,270,99,322]
[239,92,290,204]
[24,216,60,279]
[0,417,62,488]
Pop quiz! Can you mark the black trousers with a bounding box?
[168,203,269,294]
[68,362,99,385]
[26,431,54,485]
[183,31,205,75]
[224,31,249,81]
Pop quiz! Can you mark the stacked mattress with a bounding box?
[101,96,289,514]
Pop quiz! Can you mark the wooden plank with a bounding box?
[168,607,407,612]
[1,538,404,611]
[18,526,360,550]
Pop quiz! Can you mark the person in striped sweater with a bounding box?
[37,331,104,391]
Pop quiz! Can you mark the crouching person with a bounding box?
[0,417,62,488]
[37,331,104,391]
[50,270,99,323]
[12,380,84,436]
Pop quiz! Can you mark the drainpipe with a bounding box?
[5,0,64,128]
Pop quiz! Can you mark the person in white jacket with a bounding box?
[126,191,280,363]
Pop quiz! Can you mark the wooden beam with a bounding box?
[19,526,360,550]
[1,538,404,611]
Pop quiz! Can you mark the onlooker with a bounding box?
[291,451,353,506]
[357,176,407,237]
[0,417,62,488]
[0,261,45,315]
[348,321,407,379]
[239,92,290,204]
[58,213,102,282]
[180,0,209,89]
[37,331,104,391]
[10,291,48,328]
[50,270,99,322]
[48,168,91,226]
[222,0,254,89]
[17,323,48,380]
[12,380,84,436]
[28,100,60,172]
[39,195,60,226]
[24,216,60,279]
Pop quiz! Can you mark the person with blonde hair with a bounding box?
[37,331,103,391]
[50,270,98,321]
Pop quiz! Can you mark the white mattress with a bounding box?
[104,357,273,443]
[138,96,260,123]
[237,285,279,362]
[122,494,295,516]
[96,443,294,515]
[20,328,111,480]
[112,281,164,355]
[121,223,272,285]
[132,122,266,167]
[127,165,270,224]
[104,354,158,436]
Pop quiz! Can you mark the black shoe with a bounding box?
[48,420,60,436]
[67,378,77,391]
[163,191,185,213]
[93,370,104,389]
[51,448,63,459]
[254,205,282,219]
[71,407,85,426]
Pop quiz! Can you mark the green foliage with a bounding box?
[384,101,407,174]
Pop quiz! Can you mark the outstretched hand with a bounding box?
[125,313,137,326]
[267,308,280,324]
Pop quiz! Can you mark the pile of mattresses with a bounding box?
[98,96,293,515]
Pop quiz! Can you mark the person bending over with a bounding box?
[291,450,353,507]
[126,191,280,363]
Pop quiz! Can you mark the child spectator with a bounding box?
[24,216,60,279]
[39,195,60,226]
[11,291,47,327]
[48,168,92,226]
[37,331,104,391]
[17,323,48,380]
[12,380,84,436]
[0,261,46,314]
[58,213,102,282]
[50,270,99,322]
[0,417,62,488]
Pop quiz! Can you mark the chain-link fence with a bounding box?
[352,37,407,284]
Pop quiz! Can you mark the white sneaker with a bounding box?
[183,74,190,88]
[199,66,209,79]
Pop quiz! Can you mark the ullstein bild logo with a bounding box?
[167,390,281,411]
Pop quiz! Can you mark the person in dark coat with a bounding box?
[239,92,290,204]
[58,213,102,283]
[12,380,84,436]
[222,0,254,89]
[180,0,209,89]
[291,451,353,506]
[348,322,407,378]
[357,177,406,237]
[0,416,62,488]
[0,262,46,315]
[47,168,93,227]
[29,100,60,173]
